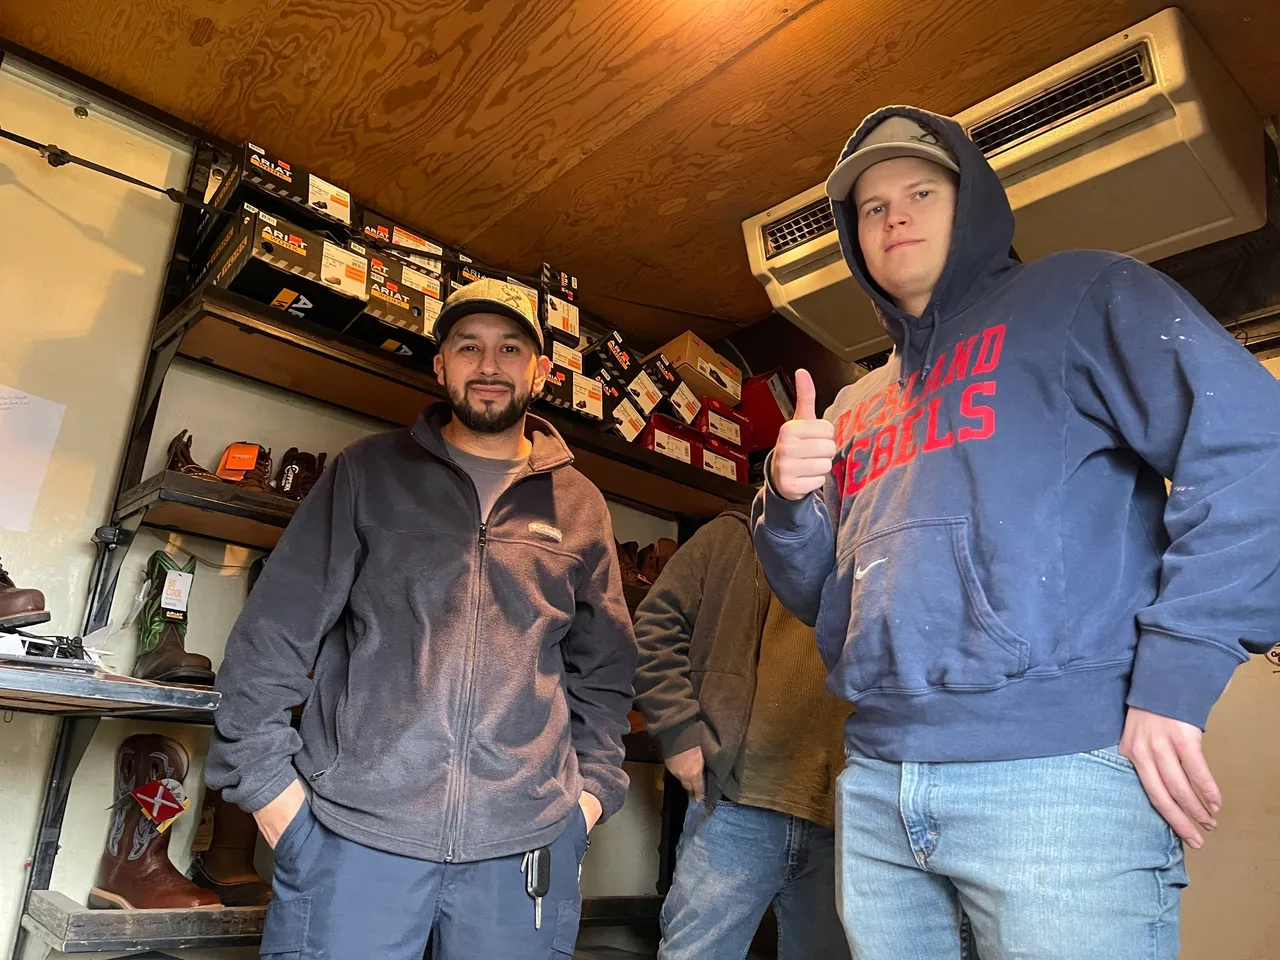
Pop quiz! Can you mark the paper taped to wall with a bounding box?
[0,384,66,532]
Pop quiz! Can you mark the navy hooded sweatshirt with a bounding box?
[752,105,1280,763]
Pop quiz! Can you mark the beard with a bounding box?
[448,376,534,434]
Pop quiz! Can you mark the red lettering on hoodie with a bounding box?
[869,425,897,482]
[852,397,879,434]
[844,436,873,495]
[834,409,855,447]
[971,324,1006,375]
[945,334,979,384]
[959,381,997,441]
[922,396,954,452]
[874,384,901,426]
[893,409,925,465]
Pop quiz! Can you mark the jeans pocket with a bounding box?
[260,896,311,958]
[1083,745,1137,773]
[551,898,582,956]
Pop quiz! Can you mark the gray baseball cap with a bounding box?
[434,277,544,353]
[826,115,959,203]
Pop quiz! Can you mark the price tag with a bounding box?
[160,570,193,625]
[613,399,645,442]
[573,374,603,418]
[130,778,190,833]
[627,371,662,415]
[670,382,701,425]
[553,342,584,373]
[308,174,352,224]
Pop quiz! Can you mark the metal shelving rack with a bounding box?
[3,39,750,960]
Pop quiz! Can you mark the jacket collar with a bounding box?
[410,403,575,474]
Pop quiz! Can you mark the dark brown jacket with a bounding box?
[207,405,637,863]
[632,512,769,805]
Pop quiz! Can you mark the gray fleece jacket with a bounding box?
[631,512,769,806]
[206,405,637,863]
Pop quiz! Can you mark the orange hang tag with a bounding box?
[215,443,261,481]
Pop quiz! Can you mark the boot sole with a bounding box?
[87,888,223,911]
[0,610,51,631]
[135,668,217,687]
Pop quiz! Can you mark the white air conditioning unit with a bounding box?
[743,6,1265,362]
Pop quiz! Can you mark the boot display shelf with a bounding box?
[0,664,218,721]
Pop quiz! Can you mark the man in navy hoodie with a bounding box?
[753,106,1280,959]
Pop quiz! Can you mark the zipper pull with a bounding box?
[478,524,487,547]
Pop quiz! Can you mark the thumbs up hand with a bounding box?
[769,369,837,501]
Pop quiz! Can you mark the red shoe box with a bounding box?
[694,398,752,451]
[739,370,796,452]
[639,414,704,468]
[701,436,749,483]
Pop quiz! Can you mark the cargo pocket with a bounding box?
[837,517,1029,698]
[552,898,582,957]
[260,896,311,959]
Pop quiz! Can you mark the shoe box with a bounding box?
[206,205,369,332]
[584,330,639,382]
[542,343,603,420]
[196,143,356,274]
[639,414,704,468]
[359,208,449,280]
[643,352,701,427]
[701,435,749,483]
[540,263,580,349]
[339,241,444,367]
[738,369,796,452]
[694,397,752,451]
[649,331,743,409]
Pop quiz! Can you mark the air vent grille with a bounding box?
[968,44,1154,156]
[763,197,836,259]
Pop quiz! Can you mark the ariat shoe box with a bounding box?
[360,209,449,278]
[584,330,638,382]
[644,353,701,426]
[339,241,443,368]
[539,263,580,348]
[542,344,603,421]
[207,205,369,332]
[197,143,356,265]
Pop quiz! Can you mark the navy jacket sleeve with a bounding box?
[1069,257,1280,728]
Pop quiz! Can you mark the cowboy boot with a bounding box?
[132,551,215,686]
[165,430,220,483]
[615,540,650,586]
[0,557,50,630]
[89,734,221,909]
[191,789,270,906]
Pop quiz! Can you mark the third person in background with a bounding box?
[633,509,852,960]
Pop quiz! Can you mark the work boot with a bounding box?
[614,540,650,586]
[637,538,678,583]
[237,446,273,494]
[273,448,326,500]
[89,734,221,910]
[132,551,215,686]
[0,558,50,630]
[191,789,270,906]
[165,430,220,483]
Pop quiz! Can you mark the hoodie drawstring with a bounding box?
[919,311,942,382]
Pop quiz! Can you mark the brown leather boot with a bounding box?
[614,540,650,586]
[132,551,215,686]
[0,558,50,630]
[191,789,270,906]
[237,446,273,494]
[89,734,221,909]
[165,430,220,483]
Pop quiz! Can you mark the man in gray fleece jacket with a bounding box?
[206,279,637,960]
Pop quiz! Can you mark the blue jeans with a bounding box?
[262,800,589,959]
[836,745,1188,960]
[659,799,850,960]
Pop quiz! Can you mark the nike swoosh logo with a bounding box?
[854,558,887,581]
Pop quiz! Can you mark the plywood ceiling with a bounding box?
[2,0,1276,346]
